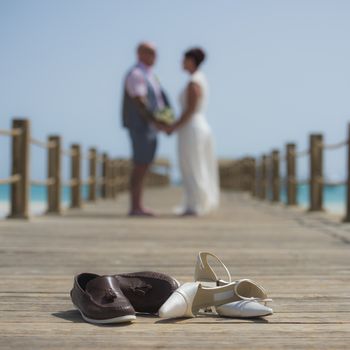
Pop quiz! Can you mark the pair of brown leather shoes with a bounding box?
[70,271,179,324]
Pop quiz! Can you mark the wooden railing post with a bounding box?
[251,158,257,197]
[101,153,108,199]
[88,148,97,202]
[96,153,102,199]
[343,124,350,222]
[112,160,118,198]
[234,161,238,191]
[237,160,242,191]
[9,119,30,219]
[106,158,113,198]
[70,144,81,208]
[232,162,236,190]
[240,159,244,191]
[114,159,120,193]
[260,155,267,200]
[255,160,261,198]
[238,160,242,191]
[243,158,249,191]
[117,160,123,192]
[47,135,61,214]
[286,143,297,205]
[309,134,323,211]
[110,159,115,199]
[271,150,280,202]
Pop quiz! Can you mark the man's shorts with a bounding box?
[129,128,157,165]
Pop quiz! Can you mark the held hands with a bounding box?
[164,124,176,135]
[153,121,176,135]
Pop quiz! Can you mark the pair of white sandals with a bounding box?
[159,252,273,319]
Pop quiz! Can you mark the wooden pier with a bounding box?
[1,187,350,349]
[1,117,350,348]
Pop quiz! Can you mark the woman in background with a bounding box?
[170,48,219,215]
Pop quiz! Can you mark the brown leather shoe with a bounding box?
[114,271,180,314]
[70,273,136,324]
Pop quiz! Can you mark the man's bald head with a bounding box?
[137,41,157,67]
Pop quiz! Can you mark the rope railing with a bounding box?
[260,149,310,164]
[24,130,102,161]
[31,178,56,186]
[294,149,310,158]
[65,179,80,187]
[96,177,106,185]
[295,179,309,185]
[0,128,22,137]
[321,140,348,151]
[222,121,350,222]
[0,174,21,185]
[60,148,78,157]
[84,178,95,185]
[1,117,170,219]
[57,144,107,161]
[323,180,346,186]
[29,137,56,149]
[260,140,349,162]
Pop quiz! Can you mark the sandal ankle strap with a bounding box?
[195,251,232,284]
[234,279,272,305]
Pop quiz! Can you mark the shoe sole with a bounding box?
[201,305,273,318]
[74,306,136,324]
[216,311,273,319]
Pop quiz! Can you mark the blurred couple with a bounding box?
[122,42,219,217]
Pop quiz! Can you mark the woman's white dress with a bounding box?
[177,70,220,214]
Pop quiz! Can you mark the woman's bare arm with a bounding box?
[173,82,201,130]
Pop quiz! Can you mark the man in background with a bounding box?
[122,42,170,216]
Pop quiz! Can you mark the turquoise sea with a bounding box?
[0,184,90,218]
[0,184,90,203]
[0,183,346,217]
[280,184,346,213]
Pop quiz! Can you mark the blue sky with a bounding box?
[1,0,350,181]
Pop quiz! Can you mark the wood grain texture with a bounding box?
[0,188,350,349]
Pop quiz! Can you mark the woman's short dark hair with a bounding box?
[184,47,206,68]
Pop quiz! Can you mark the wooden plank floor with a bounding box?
[1,187,350,349]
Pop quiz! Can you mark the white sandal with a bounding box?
[194,252,273,318]
[195,251,232,286]
[159,281,242,318]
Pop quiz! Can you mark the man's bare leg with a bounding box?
[129,163,154,216]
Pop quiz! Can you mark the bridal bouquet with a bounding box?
[155,107,175,125]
